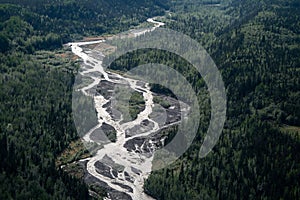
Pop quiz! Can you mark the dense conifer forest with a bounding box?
[0,0,168,199]
[0,0,299,199]
[143,1,300,199]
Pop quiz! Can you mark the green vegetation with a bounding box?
[107,0,300,199]
[143,0,300,199]
[56,139,91,167]
[89,184,108,199]
[0,0,168,40]
[115,89,146,123]
[102,123,117,143]
[0,47,89,199]
[153,96,171,109]
[1,0,299,199]
[129,91,146,120]
[0,0,168,199]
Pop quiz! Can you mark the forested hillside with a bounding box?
[0,0,168,199]
[143,0,300,199]
[0,0,168,42]
[105,0,300,199]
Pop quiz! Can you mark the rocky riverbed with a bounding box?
[66,18,190,200]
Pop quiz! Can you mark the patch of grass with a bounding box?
[129,91,146,118]
[62,162,85,179]
[115,90,145,123]
[153,96,171,108]
[279,125,300,142]
[56,139,91,167]
[280,125,300,134]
